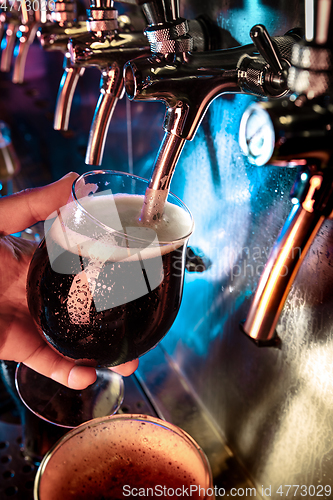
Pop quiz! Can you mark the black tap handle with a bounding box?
[250,24,283,73]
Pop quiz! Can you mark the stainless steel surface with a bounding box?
[137,345,261,497]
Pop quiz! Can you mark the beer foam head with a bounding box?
[47,194,193,263]
[36,415,213,500]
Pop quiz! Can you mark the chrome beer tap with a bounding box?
[11,0,45,83]
[0,0,22,73]
[68,3,150,165]
[38,0,88,131]
[238,0,333,346]
[65,0,235,166]
[1,0,49,83]
[124,14,301,221]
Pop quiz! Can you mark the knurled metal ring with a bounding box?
[87,19,118,32]
[291,44,333,71]
[150,37,193,54]
[86,8,118,21]
[145,19,189,43]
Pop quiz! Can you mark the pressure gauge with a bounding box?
[239,103,275,167]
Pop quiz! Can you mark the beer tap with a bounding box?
[68,0,236,166]
[38,0,88,131]
[124,9,301,222]
[68,3,150,165]
[0,0,22,73]
[11,0,44,83]
[238,0,333,346]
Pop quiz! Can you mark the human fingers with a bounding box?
[109,359,139,377]
[4,315,97,390]
[0,172,79,236]
[23,343,98,390]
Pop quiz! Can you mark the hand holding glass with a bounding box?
[16,171,194,427]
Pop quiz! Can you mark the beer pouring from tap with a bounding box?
[238,0,333,346]
[124,19,301,225]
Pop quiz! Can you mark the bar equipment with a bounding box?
[238,0,333,346]
[11,0,44,84]
[15,170,194,428]
[67,0,230,167]
[0,0,47,83]
[124,16,301,222]
[4,0,332,495]
[38,0,88,130]
[0,0,23,74]
[67,2,150,165]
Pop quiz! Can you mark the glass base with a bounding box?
[15,363,124,428]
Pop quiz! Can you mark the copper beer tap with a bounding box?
[238,0,333,346]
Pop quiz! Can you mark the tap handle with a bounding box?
[238,26,301,98]
[250,24,283,74]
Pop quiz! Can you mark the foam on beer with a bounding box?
[37,417,211,500]
[50,194,193,263]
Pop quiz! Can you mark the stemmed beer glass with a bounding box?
[15,170,194,427]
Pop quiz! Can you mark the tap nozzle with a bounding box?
[65,0,150,164]
[54,54,85,130]
[239,96,333,345]
[38,0,88,130]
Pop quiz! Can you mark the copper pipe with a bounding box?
[243,203,325,344]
